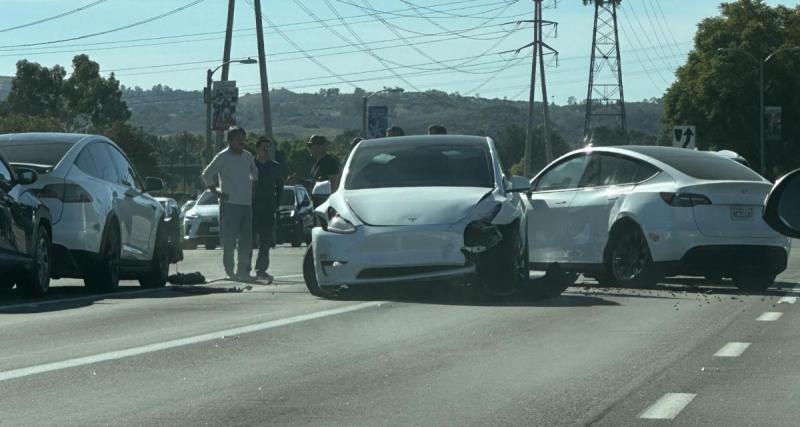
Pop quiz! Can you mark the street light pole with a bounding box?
[360,87,403,139]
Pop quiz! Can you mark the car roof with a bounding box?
[0,132,96,145]
[357,134,490,148]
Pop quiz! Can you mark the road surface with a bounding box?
[1,243,798,425]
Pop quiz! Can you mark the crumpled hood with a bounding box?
[189,204,219,218]
[345,187,493,226]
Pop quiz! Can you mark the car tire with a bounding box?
[524,264,576,299]
[19,226,51,297]
[475,224,525,298]
[291,223,303,248]
[139,226,169,288]
[605,224,660,289]
[303,246,336,299]
[733,272,775,292]
[85,220,121,292]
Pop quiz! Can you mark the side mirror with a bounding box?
[506,175,531,193]
[17,169,38,185]
[145,177,165,192]
[764,168,800,238]
[312,180,332,198]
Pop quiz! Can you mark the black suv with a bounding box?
[276,185,314,247]
[0,153,52,296]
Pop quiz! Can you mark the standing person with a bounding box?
[201,126,258,279]
[386,125,405,137]
[428,124,447,135]
[252,137,283,282]
[307,134,340,198]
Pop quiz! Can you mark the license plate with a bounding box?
[730,206,753,221]
[209,226,219,233]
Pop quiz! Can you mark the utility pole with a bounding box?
[512,0,558,177]
[215,0,236,153]
[584,0,626,142]
[253,0,275,157]
[183,130,188,192]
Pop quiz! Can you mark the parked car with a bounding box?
[304,135,539,299]
[525,146,791,290]
[0,152,52,296]
[0,132,177,291]
[276,185,314,247]
[763,168,800,239]
[182,190,220,250]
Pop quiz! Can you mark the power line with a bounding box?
[618,7,670,86]
[640,0,682,69]
[0,0,109,34]
[621,2,675,77]
[0,0,206,49]
[650,0,686,63]
[398,0,520,42]
[334,0,522,20]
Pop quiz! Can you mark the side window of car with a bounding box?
[88,143,119,183]
[579,154,602,188]
[107,146,142,191]
[632,162,661,182]
[0,159,12,184]
[535,155,589,191]
[75,147,100,178]
[600,154,642,186]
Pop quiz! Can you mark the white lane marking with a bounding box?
[0,301,384,383]
[779,296,797,305]
[0,274,304,310]
[713,342,751,357]
[639,393,697,420]
[757,312,783,321]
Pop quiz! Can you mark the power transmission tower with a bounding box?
[584,0,626,141]
[512,0,558,177]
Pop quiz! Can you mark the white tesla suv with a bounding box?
[304,135,532,298]
[0,133,173,291]
[526,146,791,290]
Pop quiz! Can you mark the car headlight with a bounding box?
[327,207,356,234]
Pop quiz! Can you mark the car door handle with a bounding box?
[554,201,568,205]
[608,197,619,201]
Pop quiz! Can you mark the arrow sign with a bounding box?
[672,125,696,149]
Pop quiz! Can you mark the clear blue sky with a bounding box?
[0,0,793,104]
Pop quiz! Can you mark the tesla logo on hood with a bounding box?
[407,217,418,223]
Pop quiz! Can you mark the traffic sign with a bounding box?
[673,125,696,149]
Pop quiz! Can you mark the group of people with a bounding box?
[201,127,340,282]
[201,122,448,281]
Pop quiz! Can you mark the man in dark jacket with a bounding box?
[252,137,283,282]
[307,135,340,205]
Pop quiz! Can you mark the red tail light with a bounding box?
[35,184,93,203]
[659,192,711,207]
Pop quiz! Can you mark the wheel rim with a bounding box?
[612,232,648,281]
[36,234,50,290]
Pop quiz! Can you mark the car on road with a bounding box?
[304,135,544,299]
[182,190,220,250]
[276,185,314,247]
[525,145,791,290]
[0,132,177,291]
[0,152,52,296]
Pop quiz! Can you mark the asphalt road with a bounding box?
[1,242,799,426]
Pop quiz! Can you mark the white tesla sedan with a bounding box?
[0,133,173,291]
[526,145,791,290]
[304,135,532,298]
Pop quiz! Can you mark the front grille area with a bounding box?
[357,265,464,279]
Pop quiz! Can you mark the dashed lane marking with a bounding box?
[756,312,783,322]
[639,393,697,420]
[0,301,385,382]
[713,342,751,357]
[779,296,797,305]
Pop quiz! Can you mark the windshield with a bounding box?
[346,142,494,190]
[196,191,219,205]
[0,141,73,172]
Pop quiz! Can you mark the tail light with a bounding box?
[35,184,93,203]
[660,192,711,207]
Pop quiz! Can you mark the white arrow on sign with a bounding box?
[672,125,696,149]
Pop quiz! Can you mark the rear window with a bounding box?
[653,153,763,181]
[0,142,72,171]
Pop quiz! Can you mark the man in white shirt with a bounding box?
[202,127,258,279]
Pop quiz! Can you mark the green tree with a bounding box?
[663,0,800,177]
[5,60,66,119]
[63,54,131,130]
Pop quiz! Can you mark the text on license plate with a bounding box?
[730,206,753,221]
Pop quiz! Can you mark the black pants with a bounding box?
[252,210,276,274]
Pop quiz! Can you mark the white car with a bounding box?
[0,133,173,291]
[526,145,791,290]
[182,190,220,250]
[304,135,537,298]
